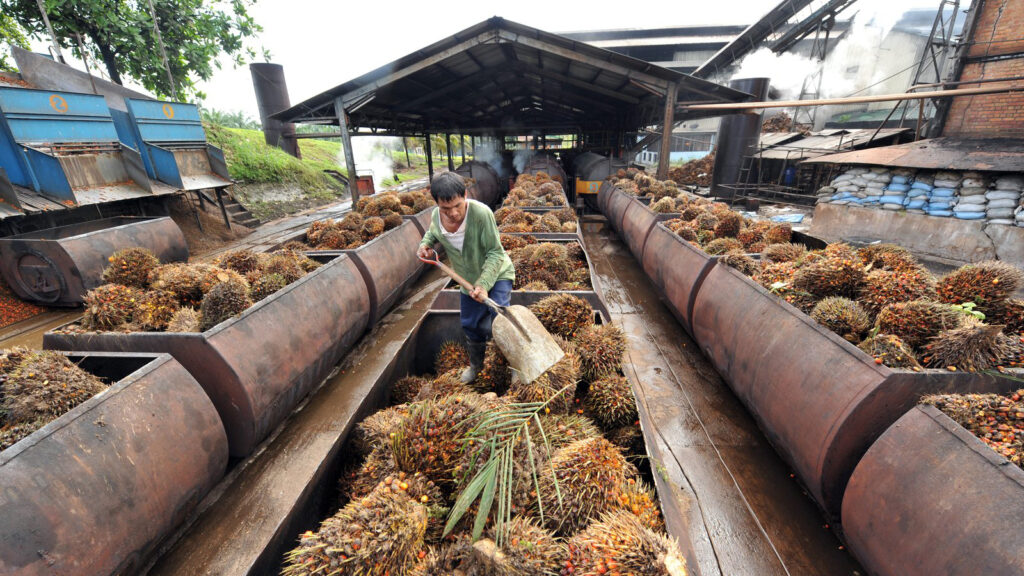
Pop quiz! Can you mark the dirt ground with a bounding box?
[168,197,253,259]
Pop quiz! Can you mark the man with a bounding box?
[417,172,515,383]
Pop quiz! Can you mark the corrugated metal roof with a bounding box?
[755,128,910,160]
[272,17,752,135]
[802,137,1024,172]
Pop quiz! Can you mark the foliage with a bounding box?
[1,0,266,98]
[0,13,29,73]
[201,108,260,130]
[202,124,341,192]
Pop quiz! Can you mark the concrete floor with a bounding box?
[583,220,863,576]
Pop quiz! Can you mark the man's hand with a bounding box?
[417,245,435,260]
[470,285,488,303]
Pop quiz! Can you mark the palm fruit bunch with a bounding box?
[538,437,639,534]
[713,211,742,238]
[756,261,797,287]
[282,480,429,576]
[538,412,602,450]
[763,223,792,245]
[261,253,305,283]
[573,324,627,380]
[509,242,584,290]
[614,478,665,532]
[810,297,871,343]
[585,374,638,431]
[702,238,743,256]
[495,207,528,226]
[936,260,1024,315]
[921,390,1024,468]
[651,197,678,214]
[198,276,252,331]
[358,193,403,216]
[564,510,688,576]
[858,266,936,314]
[102,247,160,289]
[413,368,474,402]
[353,404,411,455]
[529,294,593,339]
[721,251,758,276]
[991,299,1024,334]
[456,517,565,575]
[508,352,580,414]
[858,334,921,369]
[762,242,806,263]
[857,243,912,268]
[249,273,288,302]
[435,341,470,375]
[147,263,216,307]
[607,423,644,455]
[500,233,534,252]
[134,289,180,331]
[0,349,108,450]
[875,300,965,350]
[218,249,262,276]
[306,219,335,246]
[360,216,386,242]
[693,211,719,233]
[82,284,140,330]
[474,342,511,394]
[791,255,866,298]
[389,393,486,490]
[391,375,430,406]
[409,538,475,576]
[668,220,698,243]
[383,212,403,230]
[412,191,437,213]
[166,307,201,332]
[921,323,1015,372]
[339,211,364,231]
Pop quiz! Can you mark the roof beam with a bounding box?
[496,29,670,89]
[393,66,508,111]
[509,60,640,104]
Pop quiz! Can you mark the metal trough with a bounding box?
[111,98,231,191]
[690,263,1023,518]
[43,252,371,457]
[522,154,567,187]
[641,223,717,337]
[0,216,188,305]
[402,207,434,235]
[841,405,1024,576]
[0,88,160,208]
[601,185,635,234]
[0,352,227,576]
[620,198,679,263]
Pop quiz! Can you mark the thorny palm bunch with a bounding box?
[445,383,574,546]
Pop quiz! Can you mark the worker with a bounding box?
[417,172,515,383]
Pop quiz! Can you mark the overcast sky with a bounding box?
[191,0,951,119]
[20,0,954,118]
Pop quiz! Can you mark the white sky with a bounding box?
[22,0,952,118]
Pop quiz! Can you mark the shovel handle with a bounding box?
[419,252,481,296]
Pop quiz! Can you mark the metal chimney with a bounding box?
[711,77,770,197]
[250,63,300,158]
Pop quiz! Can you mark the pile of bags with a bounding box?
[817,167,1024,227]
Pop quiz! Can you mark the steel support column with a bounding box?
[657,82,678,180]
[425,134,434,182]
[334,97,358,205]
[446,133,455,171]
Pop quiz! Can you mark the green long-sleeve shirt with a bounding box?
[419,199,515,293]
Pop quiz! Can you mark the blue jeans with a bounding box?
[461,279,513,343]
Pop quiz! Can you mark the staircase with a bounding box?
[198,189,260,228]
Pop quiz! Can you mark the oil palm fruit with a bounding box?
[791,255,866,298]
[249,273,288,302]
[858,334,921,369]
[564,510,687,576]
[922,323,1014,372]
[529,294,593,339]
[219,249,262,275]
[134,289,180,331]
[858,267,936,314]
[102,247,159,289]
[198,277,252,331]
[762,242,806,263]
[166,306,201,333]
[82,284,140,330]
[936,260,1024,313]
[585,374,638,430]
[435,341,470,375]
[810,297,871,342]
[876,300,965,350]
[573,324,627,380]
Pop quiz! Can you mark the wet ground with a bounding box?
[582,219,863,576]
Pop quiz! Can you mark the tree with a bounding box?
[0,13,30,73]
[201,107,259,130]
[1,0,266,99]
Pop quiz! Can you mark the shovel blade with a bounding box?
[492,305,565,384]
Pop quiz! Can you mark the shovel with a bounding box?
[419,252,564,383]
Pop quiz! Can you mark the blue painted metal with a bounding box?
[121,98,231,191]
[0,88,119,144]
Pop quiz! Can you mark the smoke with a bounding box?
[347,136,397,192]
[513,148,535,174]
[729,1,922,101]
[473,139,507,178]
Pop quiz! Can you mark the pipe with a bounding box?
[251,63,301,158]
[679,84,1024,112]
[711,78,770,197]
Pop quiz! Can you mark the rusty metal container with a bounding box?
[0,352,228,576]
[43,253,371,457]
[403,207,434,235]
[602,185,635,234]
[522,154,567,187]
[456,160,501,208]
[620,198,678,263]
[841,405,1024,576]
[342,220,425,324]
[641,223,717,337]
[690,262,1022,518]
[0,216,188,305]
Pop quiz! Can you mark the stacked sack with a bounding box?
[896,170,927,214]
[861,167,892,207]
[926,172,959,217]
[822,167,870,205]
[987,175,1022,226]
[954,172,987,220]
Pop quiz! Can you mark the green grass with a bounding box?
[203,124,343,194]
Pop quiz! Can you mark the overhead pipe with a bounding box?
[679,84,1024,112]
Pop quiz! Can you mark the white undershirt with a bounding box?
[441,207,468,251]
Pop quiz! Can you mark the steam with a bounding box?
[473,139,508,178]
[347,136,397,192]
[730,0,927,100]
[513,148,535,174]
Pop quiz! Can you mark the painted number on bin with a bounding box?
[49,95,68,113]
[162,104,175,119]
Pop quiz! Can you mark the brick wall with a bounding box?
[942,0,1024,138]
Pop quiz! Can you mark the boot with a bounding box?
[461,340,487,384]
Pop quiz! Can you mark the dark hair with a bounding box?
[430,172,466,202]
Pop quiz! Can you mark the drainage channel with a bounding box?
[581,221,862,576]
